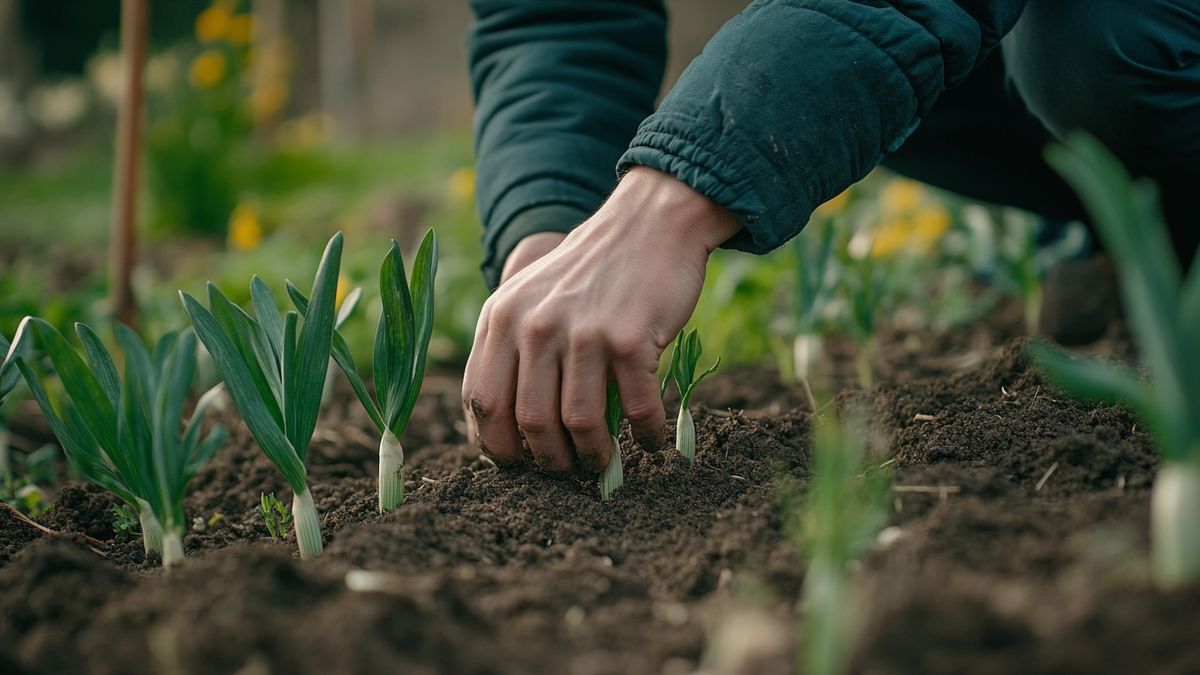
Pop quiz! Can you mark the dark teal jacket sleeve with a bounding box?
[618,0,1028,256]
[469,0,667,289]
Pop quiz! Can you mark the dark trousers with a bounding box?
[882,0,1200,267]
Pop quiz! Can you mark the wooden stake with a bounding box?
[109,0,149,328]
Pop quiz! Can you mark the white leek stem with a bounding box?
[599,436,624,501]
[1151,462,1200,588]
[136,497,163,555]
[793,333,822,381]
[161,530,185,569]
[379,429,406,512]
[676,406,696,464]
[292,486,324,559]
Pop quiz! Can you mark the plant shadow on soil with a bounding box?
[3,294,1200,674]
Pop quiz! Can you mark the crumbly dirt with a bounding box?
[2,298,1196,674]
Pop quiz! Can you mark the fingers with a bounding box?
[515,351,574,473]
[462,315,523,464]
[560,343,611,473]
[613,347,667,453]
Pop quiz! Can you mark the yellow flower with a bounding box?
[249,80,287,123]
[195,4,233,43]
[447,167,476,204]
[911,204,951,251]
[880,179,924,216]
[813,188,851,219]
[227,14,257,46]
[190,50,227,89]
[335,275,352,309]
[869,218,914,259]
[228,203,262,251]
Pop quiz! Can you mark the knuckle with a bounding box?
[607,333,647,361]
[565,326,601,352]
[561,409,603,435]
[622,397,661,423]
[514,404,554,434]
[520,313,559,345]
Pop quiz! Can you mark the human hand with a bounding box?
[462,167,741,473]
[501,231,567,285]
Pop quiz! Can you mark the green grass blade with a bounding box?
[378,240,415,427]
[682,357,721,407]
[74,323,120,407]
[28,318,120,456]
[289,232,342,457]
[181,291,309,492]
[251,276,286,363]
[395,230,438,432]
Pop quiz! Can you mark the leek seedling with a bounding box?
[962,206,1087,334]
[9,319,226,567]
[661,329,720,464]
[1035,133,1200,588]
[599,382,624,501]
[839,249,887,389]
[790,408,889,675]
[288,230,437,513]
[180,232,343,558]
[791,216,839,408]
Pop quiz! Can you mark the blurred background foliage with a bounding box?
[0,0,1087,423]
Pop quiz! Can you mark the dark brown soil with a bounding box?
[2,298,1197,674]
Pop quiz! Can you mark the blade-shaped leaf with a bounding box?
[75,323,120,407]
[208,283,284,428]
[28,319,120,456]
[285,280,384,434]
[283,310,298,443]
[182,383,227,475]
[336,286,362,329]
[605,381,623,438]
[288,232,342,458]
[252,276,286,363]
[14,356,136,504]
[378,240,415,427]
[181,291,309,492]
[394,230,438,432]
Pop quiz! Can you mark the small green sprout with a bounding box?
[661,329,720,464]
[259,492,292,539]
[112,503,140,540]
[1035,133,1200,589]
[788,408,890,675]
[10,319,226,567]
[599,382,624,501]
[289,230,438,513]
[181,232,344,558]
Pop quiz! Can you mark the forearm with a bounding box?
[468,0,668,289]
[619,0,1027,254]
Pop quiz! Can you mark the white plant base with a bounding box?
[1152,463,1200,588]
[292,487,324,559]
[379,429,406,513]
[137,497,164,555]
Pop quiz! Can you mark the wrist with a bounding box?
[601,166,741,254]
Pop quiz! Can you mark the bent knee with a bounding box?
[1004,0,1200,170]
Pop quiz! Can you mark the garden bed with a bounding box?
[2,303,1198,675]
